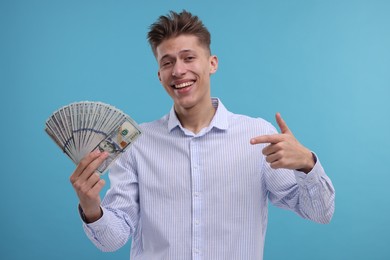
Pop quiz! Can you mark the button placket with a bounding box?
[190,138,202,259]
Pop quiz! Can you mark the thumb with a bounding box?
[276,112,292,134]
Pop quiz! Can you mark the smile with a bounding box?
[172,81,195,89]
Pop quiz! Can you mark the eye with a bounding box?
[184,56,195,62]
[160,60,172,68]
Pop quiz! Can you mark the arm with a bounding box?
[70,149,139,252]
[69,149,107,223]
[263,155,335,223]
[250,113,335,223]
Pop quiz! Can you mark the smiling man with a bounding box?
[70,10,335,260]
[157,34,218,134]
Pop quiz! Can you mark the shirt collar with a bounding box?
[167,97,229,133]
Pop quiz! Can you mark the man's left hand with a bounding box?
[250,113,315,174]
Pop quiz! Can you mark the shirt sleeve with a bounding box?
[80,150,140,252]
[265,154,335,224]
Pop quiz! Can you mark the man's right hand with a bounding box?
[70,149,108,223]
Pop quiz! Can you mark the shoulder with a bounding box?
[227,111,277,135]
[138,114,169,134]
[119,115,168,161]
[129,114,172,148]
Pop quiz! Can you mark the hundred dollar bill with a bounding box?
[94,118,141,174]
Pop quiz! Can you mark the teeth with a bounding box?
[175,81,193,89]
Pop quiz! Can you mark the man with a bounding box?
[70,10,335,260]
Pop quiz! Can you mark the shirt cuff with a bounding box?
[294,153,325,186]
[78,204,107,226]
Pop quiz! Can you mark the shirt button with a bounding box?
[194,192,199,197]
[195,220,200,225]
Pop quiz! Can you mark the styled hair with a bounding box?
[147,10,211,57]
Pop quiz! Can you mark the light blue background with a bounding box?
[1,0,389,259]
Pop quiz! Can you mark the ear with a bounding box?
[158,71,162,82]
[209,55,218,74]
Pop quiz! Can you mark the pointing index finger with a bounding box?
[250,134,283,145]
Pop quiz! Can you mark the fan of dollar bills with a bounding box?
[45,101,142,174]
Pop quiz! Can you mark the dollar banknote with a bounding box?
[45,101,142,175]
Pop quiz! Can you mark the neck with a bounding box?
[175,99,216,134]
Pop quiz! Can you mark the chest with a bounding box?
[135,131,264,200]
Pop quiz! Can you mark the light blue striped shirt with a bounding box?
[82,98,335,260]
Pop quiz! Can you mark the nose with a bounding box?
[172,60,186,77]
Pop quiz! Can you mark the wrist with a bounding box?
[297,151,316,174]
[78,204,103,223]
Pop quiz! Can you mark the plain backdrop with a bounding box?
[1,0,389,259]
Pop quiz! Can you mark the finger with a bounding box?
[70,150,108,184]
[262,143,280,156]
[81,173,105,198]
[72,150,102,179]
[74,172,105,202]
[250,134,283,145]
[88,179,106,198]
[265,152,281,164]
[269,160,283,170]
[76,172,100,195]
[80,152,108,181]
[276,113,291,134]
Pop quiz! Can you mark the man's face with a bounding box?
[156,35,218,113]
